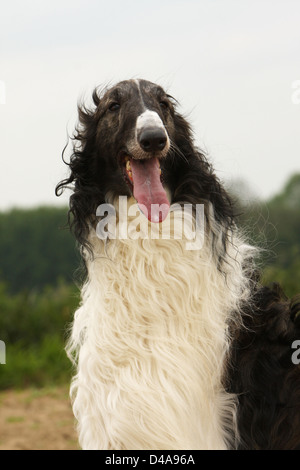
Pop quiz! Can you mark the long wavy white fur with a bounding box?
[67,199,256,450]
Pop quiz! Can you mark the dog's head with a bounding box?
[87,79,179,223]
[56,79,234,247]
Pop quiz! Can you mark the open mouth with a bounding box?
[120,155,170,223]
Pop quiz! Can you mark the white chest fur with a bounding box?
[68,206,254,450]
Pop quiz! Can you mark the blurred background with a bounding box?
[0,0,299,449]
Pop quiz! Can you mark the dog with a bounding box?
[56,79,300,450]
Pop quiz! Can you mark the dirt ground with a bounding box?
[0,386,79,450]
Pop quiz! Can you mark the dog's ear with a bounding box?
[76,90,101,150]
[92,87,101,107]
[172,111,195,157]
[169,109,236,232]
[55,87,104,250]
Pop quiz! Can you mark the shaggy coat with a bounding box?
[56,79,300,450]
[228,283,300,450]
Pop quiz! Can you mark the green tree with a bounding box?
[0,207,80,293]
[236,173,300,296]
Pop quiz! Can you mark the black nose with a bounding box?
[139,128,167,153]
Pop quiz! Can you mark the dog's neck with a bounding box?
[71,202,254,449]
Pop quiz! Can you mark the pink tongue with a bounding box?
[130,158,170,223]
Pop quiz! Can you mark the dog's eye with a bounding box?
[159,101,169,111]
[108,102,120,112]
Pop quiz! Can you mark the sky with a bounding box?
[0,0,299,210]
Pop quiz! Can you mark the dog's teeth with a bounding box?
[126,160,131,171]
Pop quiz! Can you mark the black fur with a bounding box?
[228,283,300,450]
[56,79,300,450]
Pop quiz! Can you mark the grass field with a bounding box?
[0,386,79,450]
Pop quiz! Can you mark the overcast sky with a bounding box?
[0,0,299,210]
